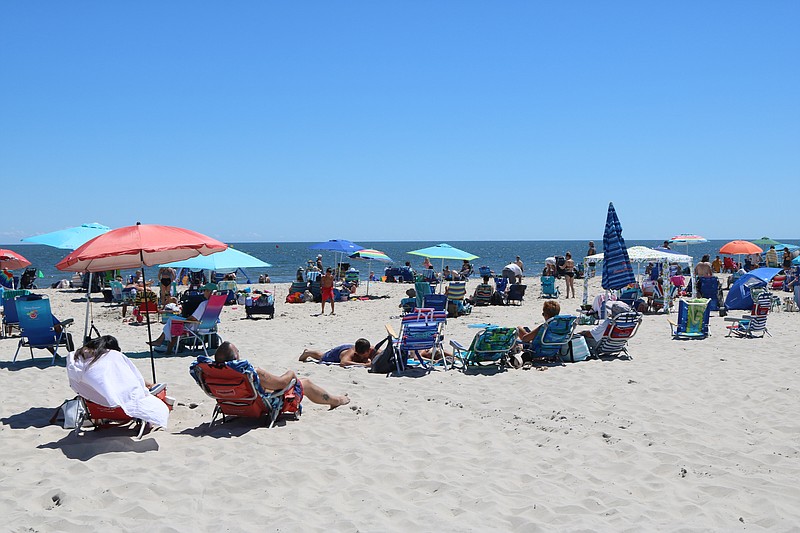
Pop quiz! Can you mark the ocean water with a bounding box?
[9,239,769,287]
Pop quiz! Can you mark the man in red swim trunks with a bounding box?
[321,267,335,315]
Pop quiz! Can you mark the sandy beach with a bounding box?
[2,276,800,531]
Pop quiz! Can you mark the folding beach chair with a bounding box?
[2,289,31,337]
[726,291,772,338]
[445,281,471,317]
[494,276,509,295]
[592,311,643,358]
[108,280,132,304]
[618,286,642,308]
[414,281,432,309]
[217,280,238,304]
[423,293,447,312]
[472,283,494,306]
[696,276,721,311]
[540,276,559,299]
[669,299,711,340]
[520,315,577,364]
[172,294,227,356]
[450,325,517,372]
[190,356,296,428]
[506,284,527,305]
[647,282,669,313]
[289,281,308,295]
[80,384,172,439]
[387,308,448,372]
[13,295,74,365]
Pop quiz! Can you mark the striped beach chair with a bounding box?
[726,291,772,338]
[587,311,641,359]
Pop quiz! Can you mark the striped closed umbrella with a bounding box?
[601,203,635,291]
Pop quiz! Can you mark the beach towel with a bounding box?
[67,349,169,428]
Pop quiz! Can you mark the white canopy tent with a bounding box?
[583,246,695,313]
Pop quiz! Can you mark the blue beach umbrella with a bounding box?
[309,239,364,279]
[309,239,364,254]
[160,246,271,271]
[22,222,111,250]
[601,203,635,291]
[22,222,112,341]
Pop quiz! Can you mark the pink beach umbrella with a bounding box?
[57,223,227,381]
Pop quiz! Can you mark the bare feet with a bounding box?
[299,349,311,362]
[329,394,350,410]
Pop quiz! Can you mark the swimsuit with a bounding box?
[161,277,171,288]
[321,344,354,364]
[322,286,334,302]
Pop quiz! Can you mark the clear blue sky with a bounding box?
[2,1,798,243]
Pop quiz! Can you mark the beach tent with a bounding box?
[725,267,782,310]
[161,246,271,282]
[583,246,694,309]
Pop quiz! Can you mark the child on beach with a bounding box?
[321,268,335,315]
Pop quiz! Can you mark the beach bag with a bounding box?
[281,381,303,415]
[559,336,590,363]
[490,291,505,306]
[370,334,401,374]
[50,396,88,430]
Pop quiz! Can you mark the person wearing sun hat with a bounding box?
[148,283,217,353]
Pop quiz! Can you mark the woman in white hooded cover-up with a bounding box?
[67,335,169,428]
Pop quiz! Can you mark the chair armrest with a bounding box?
[723,317,741,323]
[385,323,398,339]
[265,377,296,398]
[59,318,75,328]
[449,339,466,351]
[667,320,677,327]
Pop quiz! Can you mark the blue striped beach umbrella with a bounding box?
[601,203,635,291]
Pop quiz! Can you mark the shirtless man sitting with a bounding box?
[299,338,374,367]
[216,342,350,409]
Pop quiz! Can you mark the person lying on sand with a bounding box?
[217,342,349,409]
[299,338,375,367]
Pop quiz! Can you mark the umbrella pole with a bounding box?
[83,272,91,342]
[141,264,157,383]
[365,259,371,296]
[582,259,589,305]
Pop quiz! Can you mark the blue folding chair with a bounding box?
[521,315,577,364]
[423,293,447,312]
[2,289,31,337]
[540,276,559,299]
[13,295,73,365]
[450,326,517,371]
[669,299,711,340]
[696,277,720,311]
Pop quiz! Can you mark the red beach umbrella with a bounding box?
[57,224,227,272]
[0,249,32,270]
[56,223,227,381]
[719,240,762,255]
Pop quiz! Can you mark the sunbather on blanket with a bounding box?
[218,342,349,408]
[299,338,374,367]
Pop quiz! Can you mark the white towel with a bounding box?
[67,349,169,428]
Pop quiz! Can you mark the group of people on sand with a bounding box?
[66,334,351,432]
